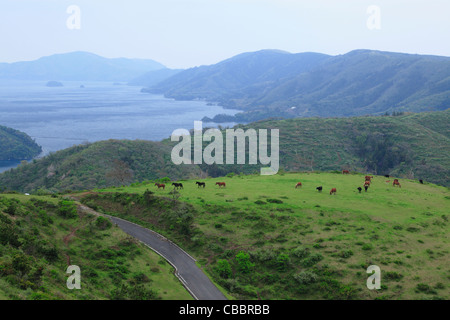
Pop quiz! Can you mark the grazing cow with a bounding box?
[316,186,323,192]
[384,175,390,178]
[385,180,391,184]
[365,175,374,181]
[419,179,424,184]
[357,187,362,193]
[155,183,165,190]
[196,181,206,188]
[172,182,183,189]
[364,185,369,192]
[364,180,371,187]
[216,182,226,188]
[393,179,401,188]
[342,170,350,174]
[330,188,337,195]
[295,182,302,188]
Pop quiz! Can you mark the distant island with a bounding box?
[46,81,63,87]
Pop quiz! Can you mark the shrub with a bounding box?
[267,199,283,204]
[384,271,403,281]
[292,247,309,259]
[339,250,354,259]
[294,271,318,285]
[415,283,437,294]
[302,253,323,267]
[276,253,290,271]
[235,251,254,274]
[95,216,112,230]
[57,200,78,218]
[216,259,232,279]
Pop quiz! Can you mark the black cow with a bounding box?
[316,186,323,192]
[196,181,206,188]
[172,182,184,189]
[357,187,362,193]
[419,179,424,184]
[364,185,369,192]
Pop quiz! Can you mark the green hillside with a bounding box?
[0,110,448,193]
[0,125,42,161]
[0,139,202,193]
[0,194,192,300]
[221,110,450,187]
[146,49,450,121]
[78,171,450,300]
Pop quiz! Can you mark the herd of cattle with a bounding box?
[154,181,225,190]
[152,170,423,195]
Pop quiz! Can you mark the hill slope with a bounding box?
[128,68,183,87]
[0,110,448,192]
[146,50,330,101]
[81,171,450,300]
[0,194,191,300]
[0,52,166,82]
[145,49,450,121]
[0,140,202,193]
[0,125,42,160]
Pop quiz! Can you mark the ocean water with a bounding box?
[0,80,239,173]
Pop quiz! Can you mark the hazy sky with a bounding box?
[0,0,449,68]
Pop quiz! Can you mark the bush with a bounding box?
[294,271,318,285]
[267,199,283,204]
[235,251,254,274]
[95,216,112,230]
[292,247,309,259]
[339,250,354,259]
[302,253,323,267]
[415,283,437,295]
[215,259,232,279]
[276,253,290,271]
[384,271,403,281]
[57,200,78,218]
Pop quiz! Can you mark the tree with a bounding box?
[216,259,232,278]
[235,251,254,274]
[106,159,134,186]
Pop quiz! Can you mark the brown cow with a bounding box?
[216,182,226,188]
[342,170,350,174]
[365,175,374,181]
[364,180,371,187]
[393,179,401,188]
[330,188,337,195]
[295,182,302,188]
[155,183,165,190]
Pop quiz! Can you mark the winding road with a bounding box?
[106,215,227,300]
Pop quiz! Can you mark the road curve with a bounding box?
[107,215,227,300]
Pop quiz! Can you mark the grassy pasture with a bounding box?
[91,171,449,300]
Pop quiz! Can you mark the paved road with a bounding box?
[107,215,227,300]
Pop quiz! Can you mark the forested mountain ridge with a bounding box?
[144,49,450,122]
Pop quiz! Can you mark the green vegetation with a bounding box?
[0,194,192,300]
[0,139,201,193]
[77,171,449,300]
[0,125,42,161]
[1,110,448,193]
[146,49,450,121]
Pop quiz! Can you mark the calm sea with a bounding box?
[0,80,239,173]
